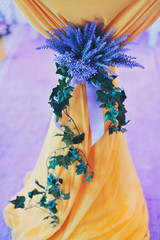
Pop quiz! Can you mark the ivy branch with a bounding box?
[88,72,130,134]
[9,63,129,227]
[10,63,93,227]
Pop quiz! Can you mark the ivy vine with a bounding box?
[88,72,129,134]
[10,63,93,227]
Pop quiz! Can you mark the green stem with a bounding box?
[63,108,80,135]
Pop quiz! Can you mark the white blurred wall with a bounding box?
[147,18,160,47]
[0,0,27,24]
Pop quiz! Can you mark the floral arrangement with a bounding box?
[0,11,10,39]
[40,22,143,82]
[10,20,143,226]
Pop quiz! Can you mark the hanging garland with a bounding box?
[10,20,143,226]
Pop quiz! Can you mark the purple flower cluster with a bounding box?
[56,52,98,82]
[38,20,143,82]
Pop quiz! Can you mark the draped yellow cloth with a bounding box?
[4,0,160,239]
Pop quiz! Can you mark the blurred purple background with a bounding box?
[0,21,160,239]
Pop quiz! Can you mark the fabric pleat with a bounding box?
[4,0,160,239]
[13,0,160,40]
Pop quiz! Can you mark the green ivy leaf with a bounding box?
[99,103,106,108]
[105,111,111,122]
[121,128,127,133]
[51,101,67,121]
[50,221,58,227]
[10,196,25,209]
[64,148,79,164]
[58,155,72,169]
[61,125,74,147]
[56,63,69,77]
[49,86,59,100]
[76,161,87,175]
[105,108,118,126]
[49,156,72,170]
[113,86,121,91]
[72,133,85,144]
[39,195,47,207]
[61,190,70,200]
[49,187,61,198]
[58,78,67,89]
[69,147,79,160]
[28,189,44,199]
[109,125,118,134]
[48,159,57,170]
[50,215,59,226]
[101,79,114,91]
[90,72,107,85]
[62,125,74,136]
[83,174,92,183]
[62,135,73,147]
[47,174,63,188]
[48,200,58,214]
[120,90,127,102]
[54,133,63,137]
[96,90,108,102]
[56,115,60,122]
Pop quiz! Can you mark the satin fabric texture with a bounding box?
[4,0,160,239]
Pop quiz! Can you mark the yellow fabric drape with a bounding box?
[13,0,160,40]
[4,0,160,239]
